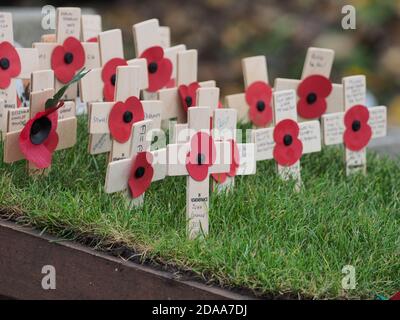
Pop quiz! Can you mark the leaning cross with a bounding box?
[212,108,256,192]
[0,11,39,133]
[158,49,216,128]
[321,75,387,175]
[251,89,321,187]
[33,7,93,100]
[274,47,343,122]
[225,55,273,128]
[3,86,77,175]
[89,65,162,162]
[167,107,231,239]
[132,18,187,100]
[105,119,167,207]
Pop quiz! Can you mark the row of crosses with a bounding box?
[0,10,388,239]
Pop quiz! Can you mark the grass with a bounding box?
[0,116,399,299]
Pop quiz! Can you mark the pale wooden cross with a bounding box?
[251,89,321,187]
[33,7,100,100]
[79,28,149,155]
[167,107,231,239]
[89,65,163,162]
[0,11,39,133]
[321,75,387,175]
[3,86,77,175]
[105,118,167,207]
[132,18,187,100]
[81,14,102,42]
[225,55,273,127]
[212,108,256,192]
[171,86,220,143]
[170,87,256,192]
[274,47,343,122]
[158,49,216,128]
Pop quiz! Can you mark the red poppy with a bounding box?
[297,74,332,119]
[212,139,240,183]
[128,151,154,198]
[0,41,21,89]
[165,78,175,88]
[178,82,200,113]
[101,57,127,102]
[245,81,273,127]
[343,105,372,151]
[108,96,145,143]
[19,102,64,168]
[273,119,303,166]
[140,46,172,92]
[51,37,85,84]
[87,37,98,43]
[186,132,216,181]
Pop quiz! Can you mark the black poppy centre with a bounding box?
[256,100,265,112]
[30,116,52,145]
[283,134,293,146]
[352,120,361,132]
[148,62,158,74]
[135,166,145,179]
[64,52,74,65]
[197,153,206,165]
[306,92,317,105]
[185,96,193,107]
[110,74,116,86]
[123,111,133,123]
[0,57,10,70]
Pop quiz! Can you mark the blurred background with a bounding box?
[2,0,400,128]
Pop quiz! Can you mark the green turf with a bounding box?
[0,116,399,299]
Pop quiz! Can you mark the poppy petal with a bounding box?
[0,41,21,89]
[273,139,303,166]
[147,57,172,92]
[178,82,200,113]
[128,152,154,198]
[140,46,173,92]
[186,132,216,181]
[211,172,228,184]
[63,37,85,70]
[108,96,145,143]
[19,110,60,168]
[0,69,11,89]
[273,119,300,143]
[245,81,273,127]
[53,64,76,84]
[245,81,272,106]
[343,105,372,151]
[227,140,240,177]
[297,74,332,119]
[140,46,163,62]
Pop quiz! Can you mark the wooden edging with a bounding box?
[0,219,255,300]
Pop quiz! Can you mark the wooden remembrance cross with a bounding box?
[79,28,150,155]
[321,75,387,175]
[0,11,39,134]
[225,55,273,128]
[158,49,216,128]
[89,65,162,162]
[251,89,321,187]
[33,7,99,100]
[105,118,167,207]
[212,107,256,192]
[167,107,231,239]
[171,87,256,192]
[3,86,77,174]
[132,18,187,100]
[274,47,343,122]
